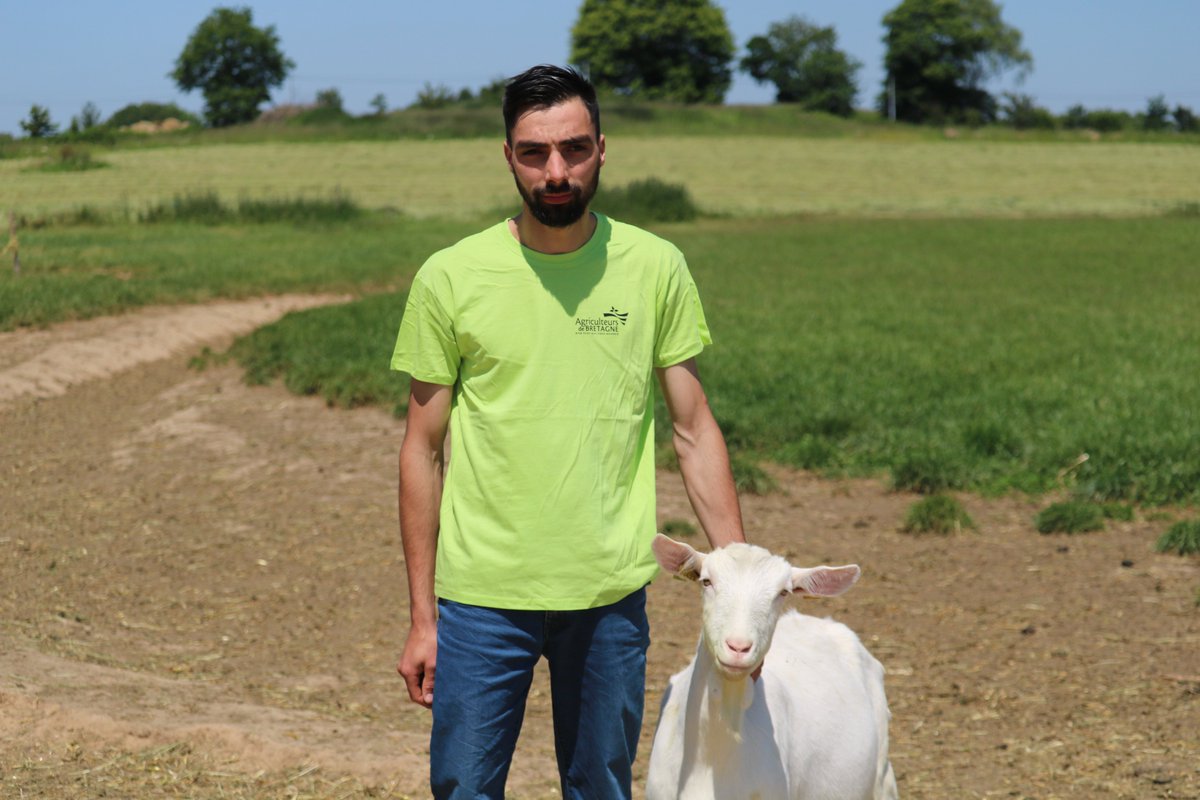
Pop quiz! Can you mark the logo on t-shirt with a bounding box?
[576,307,628,335]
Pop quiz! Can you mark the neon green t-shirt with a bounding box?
[391,214,710,610]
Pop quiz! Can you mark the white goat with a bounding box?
[646,534,898,800]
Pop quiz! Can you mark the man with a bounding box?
[391,64,745,800]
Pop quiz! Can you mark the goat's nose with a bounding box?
[725,638,753,654]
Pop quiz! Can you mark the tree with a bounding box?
[413,82,456,110]
[740,16,860,116]
[315,88,344,112]
[20,105,57,138]
[1142,95,1170,131]
[369,93,388,116]
[1000,92,1055,130]
[1174,105,1198,134]
[171,7,294,127]
[570,0,734,104]
[881,0,1032,124]
[78,102,102,130]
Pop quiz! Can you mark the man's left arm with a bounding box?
[656,358,746,548]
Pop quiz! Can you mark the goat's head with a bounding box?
[652,534,861,680]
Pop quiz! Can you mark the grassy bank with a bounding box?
[0,215,476,329]
[4,137,1198,219]
[224,215,1200,506]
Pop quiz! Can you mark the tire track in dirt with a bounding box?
[0,294,348,407]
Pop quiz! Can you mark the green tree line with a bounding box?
[15,1,1199,136]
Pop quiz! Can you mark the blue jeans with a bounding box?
[430,589,650,800]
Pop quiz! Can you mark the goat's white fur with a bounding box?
[646,534,898,800]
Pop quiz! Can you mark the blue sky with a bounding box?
[3,1,1198,135]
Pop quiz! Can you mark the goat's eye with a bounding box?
[779,589,790,597]
[700,578,712,588]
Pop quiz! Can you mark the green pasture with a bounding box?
[4,138,1198,219]
[221,215,1200,506]
[0,217,474,329]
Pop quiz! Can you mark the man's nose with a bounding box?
[545,149,568,183]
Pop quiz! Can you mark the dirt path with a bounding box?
[0,294,347,407]
[1,301,1197,799]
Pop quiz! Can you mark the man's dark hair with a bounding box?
[502,64,600,144]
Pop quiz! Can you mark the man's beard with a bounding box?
[514,164,601,228]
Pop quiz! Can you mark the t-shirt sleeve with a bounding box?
[654,252,712,368]
[390,263,460,385]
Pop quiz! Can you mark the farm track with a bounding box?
[1,300,1198,799]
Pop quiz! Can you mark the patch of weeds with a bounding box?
[141,191,230,224]
[188,346,231,371]
[1167,201,1200,218]
[1035,501,1105,534]
[902,494,975,535]
[661,519,698,538]
[1155,519,1200,556]
[236,191,361,224]
[29,145,109,172]
[594,177,700,224]
[730,452,776,495]
[1101,502,1135,521]
[140,191,361,225]
[891,452,963,495]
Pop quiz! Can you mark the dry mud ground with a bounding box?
[1,298,1197,799]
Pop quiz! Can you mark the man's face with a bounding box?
[504,97,604,228]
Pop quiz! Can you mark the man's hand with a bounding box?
[398,622,437,709]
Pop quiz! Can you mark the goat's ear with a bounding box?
[652,534,705,581]
[789,564,861,597]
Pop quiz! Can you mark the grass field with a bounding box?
[0,216,474,330]
[222,215,1200,506]
[6,131,1199,504]
[4,138,1198,219]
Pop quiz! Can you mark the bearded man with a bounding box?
[391,64,745,800]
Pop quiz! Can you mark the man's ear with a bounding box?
[789,565,861,597]
[503,139,514,173]
[598,132,606,167]
[652,533,705,581]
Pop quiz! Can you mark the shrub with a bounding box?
[1101,502,1134,522]
[1155,519,1200,556]
[236,193,361,224]
[902,494,974,535]
[140,192,361,224]
[594,178,700,224]
[1001,93,1056,130]
[315,88,344,112]
[1036,501,1104,534]
[31,145,108,172]
[1062,105,1132,133]
[413,82,457,110]
[107,102,201,128]
[141,191,230,224]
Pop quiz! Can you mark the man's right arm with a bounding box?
[397,379,453,709]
